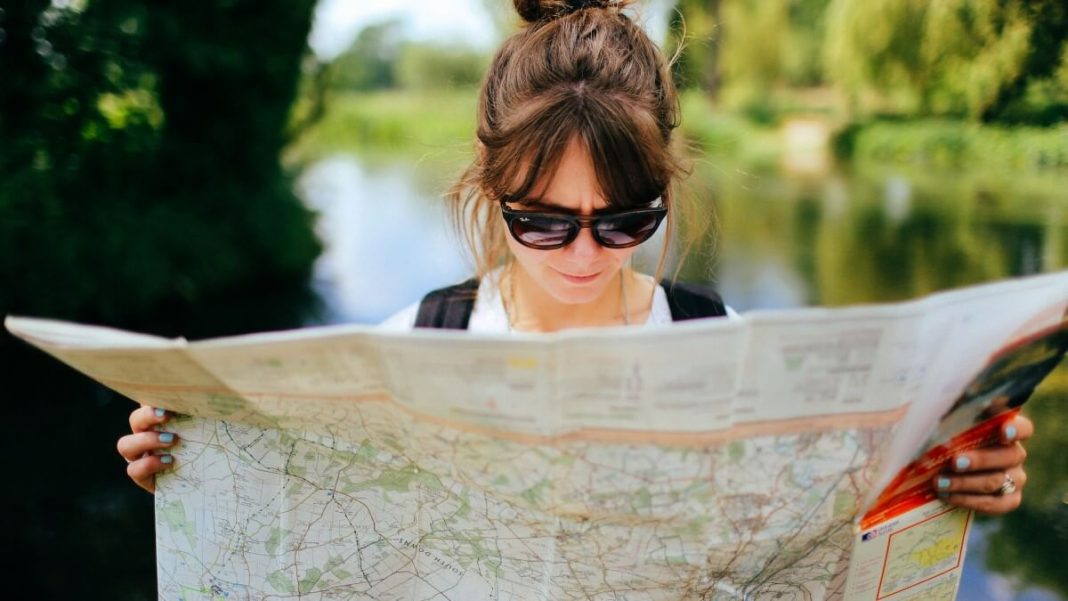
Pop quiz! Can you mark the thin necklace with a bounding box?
[504,266,630,331]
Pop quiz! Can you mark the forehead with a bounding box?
[513,138,610,213]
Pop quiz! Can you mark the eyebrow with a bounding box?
[513,197,617,215]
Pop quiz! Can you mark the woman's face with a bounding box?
[504,139,641,305]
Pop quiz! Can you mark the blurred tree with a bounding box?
[824,0,1068,122]
[0,0,321,322]
[719,0,790,121]
[988,0,1068,124]
[781,0,830,87]
[395,43,488,91]
[326,20,487,94]
[668,0,829,118]
[2,2,323,599]
[327,18,404,91]
[667,0,722,92]
[823,0,931,116]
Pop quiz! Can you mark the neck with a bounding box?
[505,265,642,332]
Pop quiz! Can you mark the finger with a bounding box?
[130,404,170,433]
[1002,415,1034,444]
[940,489,1022,516]
[951,442,1027,473]
[116,431,179,463]
[126,454,174,494]
[934,467,1027,495]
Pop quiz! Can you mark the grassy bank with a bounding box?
[285,90,478,166]
[678,92,784,170]
[836,120,1068,172]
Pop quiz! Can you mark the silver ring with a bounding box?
[998,472,1017,496]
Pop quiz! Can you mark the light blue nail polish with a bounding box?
[159,432,175,443]
[955,456,971,471]
[937,477,951,490]
[160,455,173,464]
[154,408,166,418]
[1005,425,1017,441]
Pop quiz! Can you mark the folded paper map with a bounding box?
[8,271,1068,601]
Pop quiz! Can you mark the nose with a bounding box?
[563,226,600,259]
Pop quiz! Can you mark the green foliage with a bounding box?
[841,120,1068,171]
[285,91,478,163]
[994,43,1068,125]
[0,0,322,322]
[395,44,489,91]
[670,0,830,111]
[823,0,929,113]
[718,0,789,114]
[669,0,1067,125]
[782,0,830,87]
[328,19,405,91]
[678,92,783,170]
[326,22,488,94]
[824,0,1068,122]
[667,0,722,91]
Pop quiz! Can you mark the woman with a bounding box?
[117,0,1031,516]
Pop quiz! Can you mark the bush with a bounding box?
[0,0,322,322]
[395,44,488,91]
[838,120,1068,171]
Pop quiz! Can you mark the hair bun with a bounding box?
[513,0,626,23]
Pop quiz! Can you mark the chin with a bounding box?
[545,275,611,305]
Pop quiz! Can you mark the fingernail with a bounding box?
[1005,425,1017,441]
[160,455,173,465]
[154,408,166,418]
[955,456,971,471]
[158,432,175,444]
[937,477,951,491]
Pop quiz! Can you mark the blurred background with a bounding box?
[1,0,1066,598]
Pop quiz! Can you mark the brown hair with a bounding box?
[448,0,692,279]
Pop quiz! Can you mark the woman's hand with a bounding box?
[116,404,178,493]
[933,414,1032,515]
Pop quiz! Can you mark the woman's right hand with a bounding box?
[116,404,179,493]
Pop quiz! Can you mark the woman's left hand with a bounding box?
[933,414,1033,515]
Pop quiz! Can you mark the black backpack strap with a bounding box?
[414,278,480,329]
[660,279,728,321]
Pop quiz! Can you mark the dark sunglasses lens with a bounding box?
[510,215,576,248]
[595,212,662,247]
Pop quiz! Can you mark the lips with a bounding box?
[557,270,601,284]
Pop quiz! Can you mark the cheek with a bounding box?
[604,247,636,267]
[505,236,547,269]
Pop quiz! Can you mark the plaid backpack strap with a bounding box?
[660,279,728,321]
[413,278,480,329]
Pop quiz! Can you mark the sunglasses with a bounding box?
[500,200,667,250]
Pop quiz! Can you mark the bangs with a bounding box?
[448,0,695,281]
[483,86,672,210]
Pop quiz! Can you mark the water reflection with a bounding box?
[298,155,471,324]
[689,166,1068,311]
